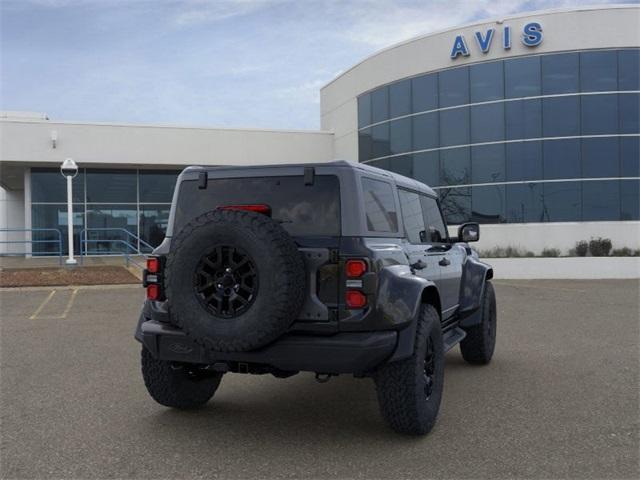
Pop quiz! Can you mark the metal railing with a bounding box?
[79,228,155,270]
[0,228,64,265]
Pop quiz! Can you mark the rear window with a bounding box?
[174,175,341,237]
[361,177,398,233]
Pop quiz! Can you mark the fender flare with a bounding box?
[458,255,493,329]
[380,265,441,363]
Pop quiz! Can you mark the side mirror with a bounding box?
[458,222,480,242]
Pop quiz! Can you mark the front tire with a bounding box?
[141,347,223,409]
[374,304,445,435]
[460,281,496,365]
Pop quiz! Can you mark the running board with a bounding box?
[443,327,466,352]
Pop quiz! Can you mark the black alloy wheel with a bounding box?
[194,245,258,318]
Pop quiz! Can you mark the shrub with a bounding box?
[589,237,612,257]
[574,241,589,257]
[611,247,640,257]
[541,248,561,257]
[479,246,535,258]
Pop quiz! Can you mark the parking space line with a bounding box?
[29,290,56,319]
[59,288,79,318]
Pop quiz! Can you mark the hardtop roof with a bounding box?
[184,160,437,197]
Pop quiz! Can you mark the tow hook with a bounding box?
[315,373,332,383]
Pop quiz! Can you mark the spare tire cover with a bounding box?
[165,209,305,352]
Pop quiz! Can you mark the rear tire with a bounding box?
[374,304,445,435]
[460,281,496,365]
[141,347,223,409]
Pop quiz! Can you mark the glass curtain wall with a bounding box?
[31,168,179,255]
[357,48,640,224]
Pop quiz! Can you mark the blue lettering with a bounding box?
[475,29,495,53]
[450,35,470,59]
[522,22,543,47]
[503,26,511,50]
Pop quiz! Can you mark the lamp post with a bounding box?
[60,158,78,265]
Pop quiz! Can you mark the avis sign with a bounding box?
[450,22,543,59]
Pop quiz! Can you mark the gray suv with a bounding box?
[135,160,496,435]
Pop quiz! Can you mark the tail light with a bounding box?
[345,259,367,278]
[144,257,163,301]
[345,258,369,308]
[346,290,367,309]
[220,204,271,215]
[147,284,160,301]
[147,257,160,273]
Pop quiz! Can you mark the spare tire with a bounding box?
[165,209,305,352]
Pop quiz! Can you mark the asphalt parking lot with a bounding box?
[1,280,638,479]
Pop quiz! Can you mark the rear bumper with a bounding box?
[137,318,397,375]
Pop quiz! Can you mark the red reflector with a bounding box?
[147,258,160,274]
[345,259,367,278]
[346,289,367,309]
[220,204,271,215]
[147,284,160,301]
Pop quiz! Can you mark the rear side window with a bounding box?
[398,189,426,243]
[420,196,448,243]
[361,177,398,233]
[174,175,341,237]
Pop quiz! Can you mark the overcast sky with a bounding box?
[0,0,632,130]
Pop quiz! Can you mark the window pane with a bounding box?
[31,204,84,255]
[389,79,411,118]
[358,128,373,162]
[358,93,372,128]
[542,96,580,137]
[413,152,440,187]
[440,108,469,147]
[470,102,504,143]
[440,147,470,186]
[471,144,505,183]
[505,56,541,98]
[621,179,640,220]
[140,204,170,249]
[581,94,618,135]
[543,181,581,222]
[371,123,390,158]
[621,137,640,177]
[619,49,640,91]
[420,195,448,242]
[31,168,84,203]
[412,74,438,112]
[506,183,544,223]
[438,187,471,224]
[439,67,469,108]
[544,139,581,180]
[86,169,136,203]
[506,141,543,181]
[582,180,620,221]
[470,61,504,102]
[361,177,398,233]
[412,112,439,150]
[389,117,411,155]
[386,155,413,178]
[582,137,619,178]
[541,52,579,94]
[619,92,639,134]
[371,87,389,123]
[471,185,505,224]
[581,51,617,92]
[505,98,542,140]
[139,170,179,203]
[86,205,138,254]
[398,189,426,243]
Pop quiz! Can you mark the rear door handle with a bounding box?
[438,257,451,267]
